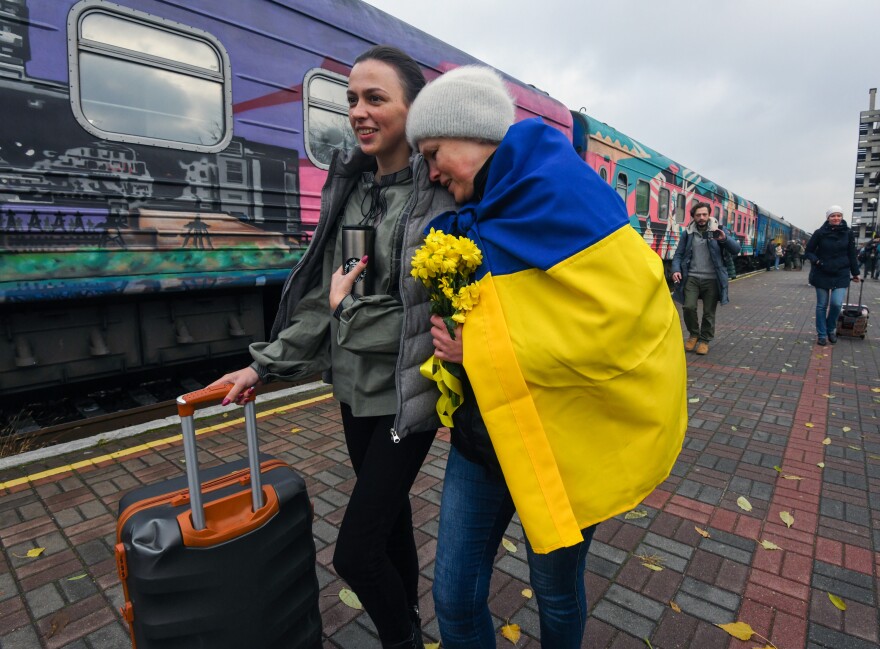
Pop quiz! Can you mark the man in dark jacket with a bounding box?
[671,201,741,355]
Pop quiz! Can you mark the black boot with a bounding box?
[381,606,424,649]
[381,623,424,649]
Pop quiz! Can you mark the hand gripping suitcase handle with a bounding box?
[177,385,263,531]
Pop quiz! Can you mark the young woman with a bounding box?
[210,46,454,649]
[804,206,860,346]
[405,66,687,648]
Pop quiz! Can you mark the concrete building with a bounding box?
[853,88,880,241]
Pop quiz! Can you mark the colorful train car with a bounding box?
[571,111,767,264]
[0,0,572,394]
[2,0,805,397]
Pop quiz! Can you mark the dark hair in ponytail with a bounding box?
[354,45,426,105]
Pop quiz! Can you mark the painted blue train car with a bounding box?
[0,0,570,394]
[570,110,804,270]
[2,0,806,397]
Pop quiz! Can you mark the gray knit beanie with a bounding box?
[406,65,516,149]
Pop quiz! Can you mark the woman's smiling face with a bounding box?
[347,59,411,172]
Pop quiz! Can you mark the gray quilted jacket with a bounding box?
[250,147,455,440]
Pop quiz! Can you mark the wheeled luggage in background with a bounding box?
[115,386,322,649]
[836,280,869,339]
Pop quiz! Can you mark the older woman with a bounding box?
[804,206,860,345]
[406,66,687,648]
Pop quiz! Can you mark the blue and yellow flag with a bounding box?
[429,119,687,553]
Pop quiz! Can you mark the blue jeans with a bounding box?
[815,287,846,338]
[433,446,596,649]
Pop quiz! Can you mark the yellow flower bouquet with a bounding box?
[411,228,482,426]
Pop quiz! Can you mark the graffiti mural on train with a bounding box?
[0,0,807,396]
[0,0,307,302]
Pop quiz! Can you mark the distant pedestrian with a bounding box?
[671,201,741,355]
[785,240,797,270]
[794,239,805,270]
[804,206,860,346]
[765,240,775,271]
[866,236,880,279]
[774,243,783,271]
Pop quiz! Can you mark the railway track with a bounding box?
[0,365,321,458]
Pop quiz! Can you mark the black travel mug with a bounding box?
[341,225,375,297]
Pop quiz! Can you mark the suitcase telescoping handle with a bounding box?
[844,276,866,312]
[176,385,262,531]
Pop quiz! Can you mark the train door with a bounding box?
[654,183,675,259]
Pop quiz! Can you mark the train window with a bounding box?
[675,194,685,223]
[635,180,650,216]
[713,206,720,224]
[615,173,628,202]
[68,4,231,152]
[599,167,607,182]
[658,188,669,221]
[304,69,357,169]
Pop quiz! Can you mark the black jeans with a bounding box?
[332,403,436,644]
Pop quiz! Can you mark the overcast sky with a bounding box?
[364,0,879,233]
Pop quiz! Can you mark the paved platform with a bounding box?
[1,268,879,649]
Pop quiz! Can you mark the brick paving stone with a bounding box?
[0,625,42,649]
[679,576,739,612]
[809,623,880,649]
[1,272,879,648]
[812,561,876,606]
[604,584,666,621]
[591,600,655,638]
[26,581,65,619]
[57,573,98,603]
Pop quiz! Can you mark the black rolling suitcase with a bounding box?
[115,386,322,649]
[836,280,869,339]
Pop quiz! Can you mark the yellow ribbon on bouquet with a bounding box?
[420,355,464,427]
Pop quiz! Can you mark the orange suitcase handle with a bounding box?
[177,384,255,417]
[177,384,262,531]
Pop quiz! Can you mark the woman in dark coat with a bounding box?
[804,206,861,345]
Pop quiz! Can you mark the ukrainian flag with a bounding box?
[429,119,687,553]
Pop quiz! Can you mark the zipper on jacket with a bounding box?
[391,157,424,439]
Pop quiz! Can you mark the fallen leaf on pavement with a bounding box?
[828,593,847,611]
[500,622,521,644]
[625,510,648,520]
[46,611,70,639]
[339,588,363,610]
[716,621,755,641]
